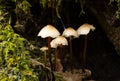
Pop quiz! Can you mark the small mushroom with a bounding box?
[77,23,95,73]
[50,36,68,72]
[62,27,79,38]
[51,36,68,47]
[38,25,60,70]
[62,27,78,72]
[40,46,48,67]
[77,23,95,35]
[38,25,60,38]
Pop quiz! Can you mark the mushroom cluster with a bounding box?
[37,23,96,75]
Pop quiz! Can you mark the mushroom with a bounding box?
[62,27,79,38]
[38,25,60,38]
[77,23,95,35]
[77,23,95,73]
[50,36,68,47]
[62,27,78,72]
[50,36,68,72]
[40,46,48,67]
[38,25,60,70]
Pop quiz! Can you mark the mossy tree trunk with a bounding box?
[86,0,120,55]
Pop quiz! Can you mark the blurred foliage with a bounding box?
[0,0,66,81]
[0,10,38,81]
[54,73,65,81]
[39,0,85,16]
[0,0,54,81]
[110,0,120,18]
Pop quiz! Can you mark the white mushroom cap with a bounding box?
[50,36,68,48]
[77,23,96,35]
[37,25,60,38]
[40,46,48,51]
[62,27,79,38]
[50,39,57,48]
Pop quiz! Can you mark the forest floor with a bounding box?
[56,69,94,81]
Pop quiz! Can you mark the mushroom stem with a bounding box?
[55,47,57,71]
[69,36,73,73]
[82,35,87,72]
[44,51,47,67]
[48,37,53,70]
[55,45,63,72]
